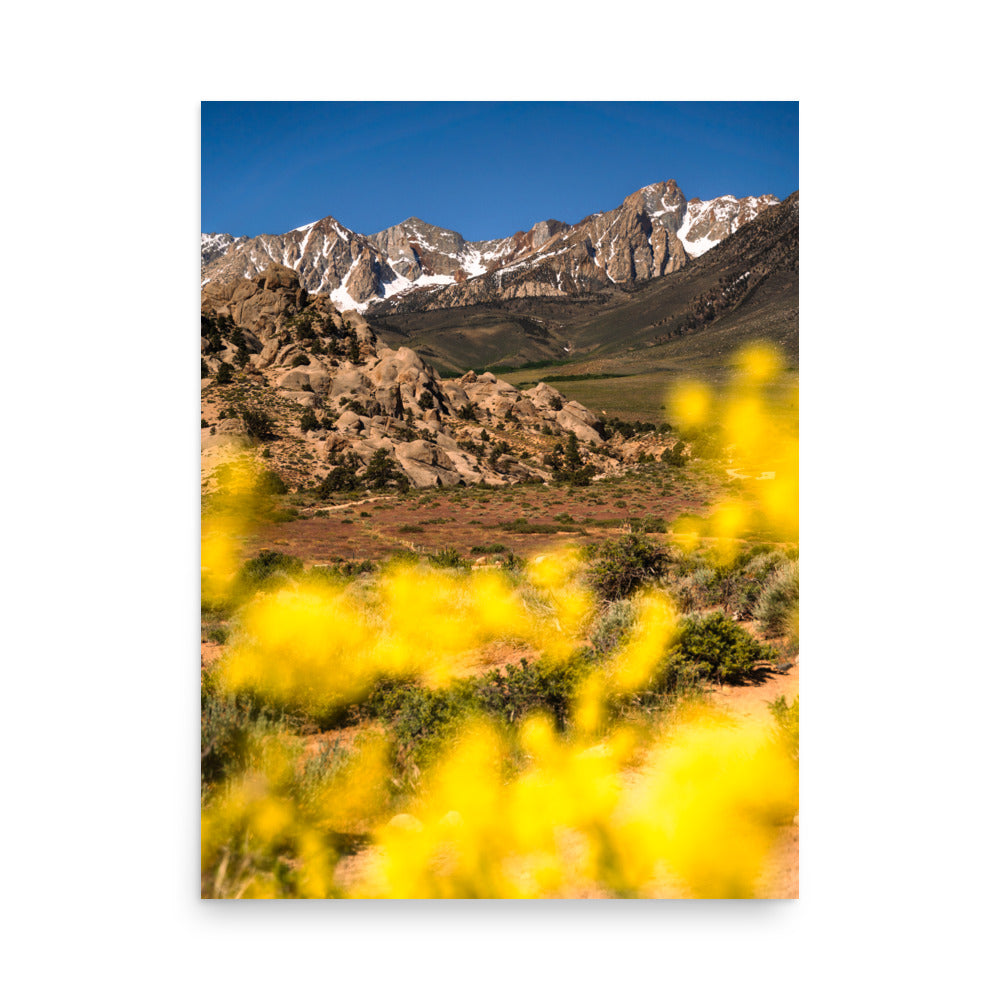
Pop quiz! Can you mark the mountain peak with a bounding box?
[202,181,779,313]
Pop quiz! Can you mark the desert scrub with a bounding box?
[668,612,775,684]
[201,729,391,898]
[475,655,592,730]
[590,599,638,656]
[724,549,786,619]
[256,468,288,496]
[363,677,479,777]
[362,654,593,777]
[201,677,288,793]
[670,566,718,613]
[769,695,799,765]
[754,561,799,642]
[427,547,467,569]
[235,549,303,597]
[498,519,562,534]
[203,624,229,645]
[587,531,668,601]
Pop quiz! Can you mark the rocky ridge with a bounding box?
[201,265,620,490]
[202,181,778,315]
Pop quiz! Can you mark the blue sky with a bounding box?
[202,102,798,241]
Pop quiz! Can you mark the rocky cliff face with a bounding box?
[201,265,615,490]
[202,181,778,315]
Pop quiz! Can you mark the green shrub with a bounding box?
[671,566,717,613]
[201,681,285,791]
[214,362,234,385]
[590,599,638,657]
[723,551,786,619]
[300,409,321,432]
[685,427,723,459]
[365,448,409,492]
[470,543,507,555]
[201,314,225,353]
[588,532,667,601]
[365,678,478,773]
[428,547,466,568]
[235,549,303,595]
[550,433,594,485]
[304,559,376,584]
[662,441,688,466]
[669,612,774,683]
[204,625,229,645]
[755,562,799,640]
[769,695,799,765]
[475,656,591,730]
[257,468,288,496]
[489,441,513,466]
[498,519,561,534]
[240,407,275,441]
[317,458,360,497]
[291,354,309,368]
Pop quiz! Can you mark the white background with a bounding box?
[3,1,996,996]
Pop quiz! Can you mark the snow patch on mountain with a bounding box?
[201,183,781,311]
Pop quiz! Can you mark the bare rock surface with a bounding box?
[201,268,623,490]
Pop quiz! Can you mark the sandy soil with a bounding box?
[702,657,799,899]
[331,659,799,900]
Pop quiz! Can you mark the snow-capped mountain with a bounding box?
[201,181,778,313]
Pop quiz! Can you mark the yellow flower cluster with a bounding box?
[214,548,597,713]
[202,707,797,899]
[669,343,798,550]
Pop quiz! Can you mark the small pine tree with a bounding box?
[552,433,594,485]
[564,432,583,469]
[365,448,397,488]
[364,448,409,492]
[240,407,274,441]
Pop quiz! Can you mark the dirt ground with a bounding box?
[243,463,717,566]
[205,463,797,899]
[328,660,799,900]
[705,659,799,899]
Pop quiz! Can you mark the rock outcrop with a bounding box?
[201,267,619,490]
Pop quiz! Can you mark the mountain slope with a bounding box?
[367,191,798,376]
[202,181,778,314]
